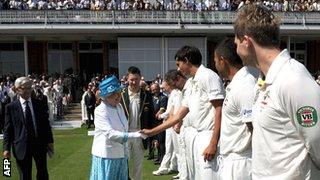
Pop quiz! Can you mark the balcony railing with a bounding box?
[0,10,319,25]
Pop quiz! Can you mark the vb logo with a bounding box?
[297,106,318,127]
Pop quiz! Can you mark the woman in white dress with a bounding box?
[90,75,147,180]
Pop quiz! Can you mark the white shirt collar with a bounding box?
[128,88,140,97]
[19,96,32,105]
[265,49,291,85]
[193,64,205,81]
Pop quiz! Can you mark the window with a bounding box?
[0,43,24,74]
[289,42,307,66]
[79,43,103,51]
[47,50,73,74]
[48,43,72,50]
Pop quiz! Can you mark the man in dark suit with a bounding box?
[150,83,168,165]
[120,66,154,180]
[3,77,54,180]
[84,85,96,129]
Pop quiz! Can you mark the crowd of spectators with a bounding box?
[0,0,320,11]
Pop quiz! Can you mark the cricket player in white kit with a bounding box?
[234,4,320,179]
[159,70,190,180]
[142,46,225,180]
[152,81,179,176]
[214,37,259,180]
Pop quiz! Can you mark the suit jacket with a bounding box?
[120,88,154,130]
[3,97,54,160]
[84,92,96,109]
[152,93,168,127]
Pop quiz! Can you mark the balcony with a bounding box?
[0,10,319,25]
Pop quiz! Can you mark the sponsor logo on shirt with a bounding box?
[243,109,252,118]
[297,106,318,127]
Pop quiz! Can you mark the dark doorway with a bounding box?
[79,53,103,84]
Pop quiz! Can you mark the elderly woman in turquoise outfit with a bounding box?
[90,76,147,180]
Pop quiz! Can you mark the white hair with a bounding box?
[14,77,33,89]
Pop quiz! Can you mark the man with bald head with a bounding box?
[3,77,54,180]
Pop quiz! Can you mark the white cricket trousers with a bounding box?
[193,130,219,180]
[217,151,252,180]
[158,128,178,171]
[128,138,144,180]
[184,126,198,179]
[178,126,188,180]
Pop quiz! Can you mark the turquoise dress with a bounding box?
[90,155,128,180]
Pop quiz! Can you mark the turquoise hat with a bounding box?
[99,75,123,97]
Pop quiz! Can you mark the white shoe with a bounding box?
[152,169,169,176]
[172,174,180,179]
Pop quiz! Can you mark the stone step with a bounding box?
[63,103,82,121]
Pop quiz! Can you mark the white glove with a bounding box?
[128,131,148,139]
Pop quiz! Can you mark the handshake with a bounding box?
[129,129,155,139]
[130,131,148,139]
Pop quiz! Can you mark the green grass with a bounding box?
[1,127,176,180]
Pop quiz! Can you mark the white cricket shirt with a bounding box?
[181,65,225,131]
[220,66,259,156]
[252,49,320,179]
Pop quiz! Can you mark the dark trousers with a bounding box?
[16,141,48,180]
[156,131,166,163]
[86,107,95,127]
[148,136,156,159]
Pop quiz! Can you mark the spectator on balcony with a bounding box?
[154,0,164,10]
[180,0,187,10]
[9,0,20,10]
[221,0,230,10]
[195,0,206,11]
[293,1,301,11]
[120,0,129,10]
[38,0,48,10]
[66,0,75,10]
[230,0,239,10]
[94,0,105,11]
[81,0,91,9]
[48,0,58,10]
[273,0,283,11]
[132,0,139,9]
[283,0,289,11]
[166,0,173,10]
[145,0,152,10]
[57,0,68,10]
[307,0,315,11]
[312,0,318,10]
[237,0,245,9]
[186,0,196,10]
[27,0,38,10]
[173,0,181,10]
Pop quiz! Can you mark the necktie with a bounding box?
[25,101,36,139]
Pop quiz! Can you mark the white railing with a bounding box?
[0,10,319,25]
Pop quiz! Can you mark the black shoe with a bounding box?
[147,156,154,160]
[154,160,160,165]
